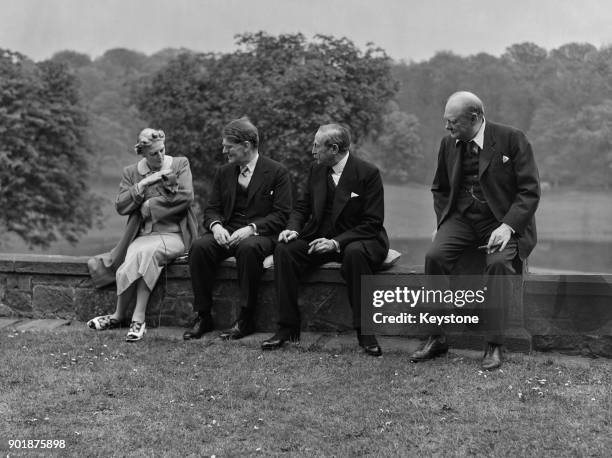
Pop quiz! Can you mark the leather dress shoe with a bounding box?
[481,343,503,370]
[410,335,448,362]
[183,315,214,340]
[261,329,300,350]
[219,320,255,340]
[358,334,383,357]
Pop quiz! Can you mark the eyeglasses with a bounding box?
[222,142,245,151]
[313,142,334,150]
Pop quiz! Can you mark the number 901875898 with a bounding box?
[8,439,66,449]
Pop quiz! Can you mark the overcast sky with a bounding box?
[2,0,612,62]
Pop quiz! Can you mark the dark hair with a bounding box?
[222,117,259,148]
[319,123,351,153]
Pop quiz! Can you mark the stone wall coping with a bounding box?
[1,253,611,295]
[0,253,91,275]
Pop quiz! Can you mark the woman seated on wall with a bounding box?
[87,128,197,341]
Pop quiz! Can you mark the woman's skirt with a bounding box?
[115,232,185,296]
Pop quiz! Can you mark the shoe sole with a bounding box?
[364,350,383,357]
[87,317,125,331]
[410,349,449,362]
[261,339,300,351]
[126,335,144,342]
[183,332,213,340]
[220,332,255,341]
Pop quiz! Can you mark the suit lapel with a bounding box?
[479,124,496,178]
[312,165,328,221]
[227,165,238,219]
[449,140,463,193]
[246,157,268,204]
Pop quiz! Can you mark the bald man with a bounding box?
[411,91,540,370]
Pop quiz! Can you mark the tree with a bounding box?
[50,50,92,69]
[530,100,612,188]
[0,49,102,248]
[137,32,399,199]
[362,103,423,183]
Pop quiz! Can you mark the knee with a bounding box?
[425,247,445,268]
[341,242,369,275]
[274,241,291,259]
[343,242,366,263]
[486,255,514,274]
[189,235,215,260]
[235,240,261,261]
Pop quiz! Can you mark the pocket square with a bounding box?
[350,192,360,198]
[502,155,510,164]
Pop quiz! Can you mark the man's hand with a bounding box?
[211,224,231,248]
[278,229,298,243]
[307,238,337,254]
[486,223,513,253]
[228,225,255,248]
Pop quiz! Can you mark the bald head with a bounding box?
[443,91,485,141]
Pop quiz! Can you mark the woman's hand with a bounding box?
[137,171,167,194]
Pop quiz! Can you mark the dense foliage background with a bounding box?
[0,49,101,248]
[3,33,612,247]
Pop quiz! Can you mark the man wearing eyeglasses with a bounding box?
[185,117,292,340]
[261,123,389,356]
[410,91,540,370]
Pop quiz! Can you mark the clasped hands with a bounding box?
[212,224,254,249]
[277,230,336,254]
[307,238,337,254]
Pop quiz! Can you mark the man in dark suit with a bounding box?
[185,118,292,340]
[411,91,540,369]
[261,124,389,356]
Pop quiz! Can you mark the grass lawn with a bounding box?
[1,327,611,456]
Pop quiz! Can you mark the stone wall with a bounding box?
[1,253,611,356]
[0,253,361,332]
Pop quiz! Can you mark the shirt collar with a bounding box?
[455,118,486,150]
[137,155,173,175]
[242,153,259,173]
[331,151,349,175]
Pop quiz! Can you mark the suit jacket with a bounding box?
[431,121,541,259]
[288,153,389,252]
[203,155,292,237]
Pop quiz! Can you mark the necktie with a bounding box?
[238,165,250,188]
[468,140,478,155]
[328,166,337,187]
